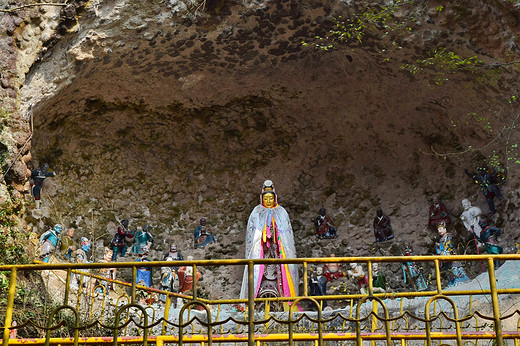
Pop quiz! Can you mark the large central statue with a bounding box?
[240,180,299,305]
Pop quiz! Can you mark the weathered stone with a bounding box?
[0,184,11,205]
[0,0,519,300]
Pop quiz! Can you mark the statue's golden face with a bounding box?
[262,192,275,208]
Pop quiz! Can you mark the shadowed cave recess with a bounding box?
[2,0,520,298]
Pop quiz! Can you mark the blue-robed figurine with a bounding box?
[401,243,428,291]
[39,224,63,263]
[476,219,503,267]
[477,219,502,252]
[435,223,469,285]
[132,224,154,255]
[194,218,216,248]
[136,245,153,287]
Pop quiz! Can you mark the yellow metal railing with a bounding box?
[1,254,520,346]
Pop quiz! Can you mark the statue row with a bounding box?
[38,223,202,307]
[316,193,503,246]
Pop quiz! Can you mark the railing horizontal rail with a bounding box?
[2,253,520,271]
[4,331,520,344]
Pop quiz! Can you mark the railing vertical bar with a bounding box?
[367,260,373,295]
[75,273,83,312]
[382,299,392,346]
[453,296,463,346]
[192,264,198,299]
[64,268,71,305]
[432,258,441,346]
[131,266,137,304]
[2,268,17,346]
[247,261,255,346]
[217,303,224,337]
[371,299,377,346]
[162,294,171,335]
[288,301,294,345]
[487,257,504,346]
[303,261,308,296]
[425,298,433,346]
[434,259,442,293]
[73,308,80,346]
[368,260,376,346]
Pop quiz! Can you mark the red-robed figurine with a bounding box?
[428,195,451,228]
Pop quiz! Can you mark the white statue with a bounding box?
[460,199,482,237]
[239,180,299,303]
[347,263,369,294]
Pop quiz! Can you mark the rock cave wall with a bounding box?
[2,0,520,298]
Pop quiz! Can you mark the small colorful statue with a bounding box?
[30,163,58,210]
[372,263,387,293]
[39,224,63,263]
[159,257,179,305]
[315,208,337,239]
[477,219,503,267]
[347,263,369,294]
[136,245,153,287]
[309,266,328,308]
[323,254,346,282]
[110,219,134,261]
[59,228,76,261]
[477,219,502,249]
[9,320,17,339]
[73,237,91,262]
[435,223,469,286]
[94,248,117,298]
[178,255,202,295]
[428,195,451,229]
[194,218,216,248]
[136,279,157,306]
[71,237,91,290]
[460,199,483,237]
[163,243,184,262]
[465,167,504,215]
[373,209,394,242]
[132,224,154,255]
[401,243,428,291]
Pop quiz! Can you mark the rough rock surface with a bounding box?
[2,0,520,300]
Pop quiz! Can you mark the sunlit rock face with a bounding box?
[2,0,520,296]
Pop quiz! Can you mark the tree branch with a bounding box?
[485,61,520,68]
[422,122,508,159]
